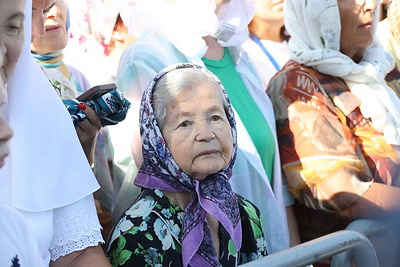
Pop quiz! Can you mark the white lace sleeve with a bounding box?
[49,194,104,261]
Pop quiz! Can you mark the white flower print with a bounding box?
[256,237,267,257]
[177,211,184,222]
[126,197,156,219]
[154,218,174,250]
[161,208,172,218]
[165,219,180,237]
[154,189,164,198]
[139,221,148,231]
[110,219,134,244]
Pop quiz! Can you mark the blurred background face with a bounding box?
[31,1,68,54]
[338,0,377,60]
[31,0,56,42]
[0,0,25,81]
[253,0,284,26]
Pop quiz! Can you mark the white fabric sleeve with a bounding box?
[49,194,104,261]
[0,205,45,266]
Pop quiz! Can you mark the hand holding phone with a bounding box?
[76,83,117,102]
[62,83,131,126]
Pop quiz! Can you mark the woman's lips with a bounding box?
[273,0,284,8]
[45,25,61,32]
[360,20,373,28]
[197,150,219,157]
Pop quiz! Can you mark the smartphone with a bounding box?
[76,83,117,102]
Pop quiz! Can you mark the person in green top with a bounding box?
[203,48,275,182]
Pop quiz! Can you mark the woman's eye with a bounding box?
[7,24,23,36]
[210,115,222,122]
[8,27,22,35]
[178,121,191,128]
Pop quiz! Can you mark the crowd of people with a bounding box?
[1,0,400,266]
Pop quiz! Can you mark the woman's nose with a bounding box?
[195,121,215,141]
[364,0,377,11]
[46,5,59,19]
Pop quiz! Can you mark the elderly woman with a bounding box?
[267,0,400,263]
[106,64,267,266]
[109,0,295,254]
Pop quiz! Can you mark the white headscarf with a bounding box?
[88,0,121,47]
[119,0,255,58]
[0,0,99,211]
[284,0,400,145]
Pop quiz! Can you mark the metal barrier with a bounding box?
[239,230,378,267]
[331,218,393,267]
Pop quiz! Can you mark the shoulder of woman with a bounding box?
[267,60,321,98]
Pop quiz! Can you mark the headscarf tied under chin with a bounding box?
[135,63,241,267]
[284,0,400,145]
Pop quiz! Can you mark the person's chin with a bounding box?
[198,163,225,177]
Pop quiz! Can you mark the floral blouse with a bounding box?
[106,189,267,266]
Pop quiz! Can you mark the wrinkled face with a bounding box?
[338,0,377,61]
[0,0,25,81]
[161,83,233,181]
[31,0,56,42]
[31,2,68,54]
[254,0,284,25]
[0,75,13,169]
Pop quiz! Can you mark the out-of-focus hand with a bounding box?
[76,103,101,164]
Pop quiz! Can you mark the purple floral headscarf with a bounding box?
[135,63,242,266]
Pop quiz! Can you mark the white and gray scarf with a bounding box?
[285,0,400,145]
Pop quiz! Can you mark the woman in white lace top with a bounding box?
[0,0,111,265]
